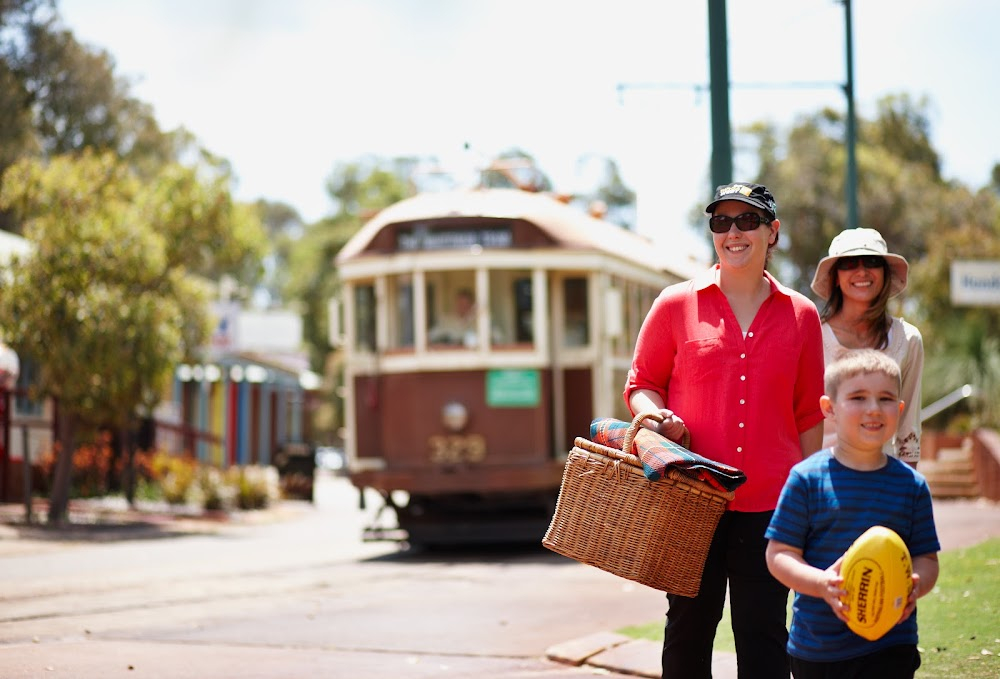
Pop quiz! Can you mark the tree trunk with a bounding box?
[106,426,122,494]
[47,412,77,526]
[124,422,136,506]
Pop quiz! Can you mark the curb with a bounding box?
[545,631,738,678]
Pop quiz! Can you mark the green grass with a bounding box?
[618,538,1000,678]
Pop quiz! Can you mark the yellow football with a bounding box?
[840,526,913,641]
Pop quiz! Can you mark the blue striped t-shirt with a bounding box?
[765,449,940,662]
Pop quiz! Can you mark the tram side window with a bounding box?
[354,284,376,352]
[562,277,589,347]
[388,276,414,349]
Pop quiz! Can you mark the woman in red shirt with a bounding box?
[625,182,825,678]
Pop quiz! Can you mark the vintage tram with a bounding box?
[334,187,698,544]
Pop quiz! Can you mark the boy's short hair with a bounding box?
[824,348,902,399]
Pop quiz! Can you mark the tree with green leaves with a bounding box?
[0,150,267,524]
[479,148,554,193]
[252,199,304,309]
[283,159,414,442]
[742,94,1000,430]
[1,1,186,232]
[573,153,636,229]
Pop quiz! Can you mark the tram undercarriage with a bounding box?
[360,487,558,546]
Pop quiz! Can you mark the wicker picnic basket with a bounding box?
[542,411,734,597]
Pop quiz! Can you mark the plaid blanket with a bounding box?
[589,418,747,493]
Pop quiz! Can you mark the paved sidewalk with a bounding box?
[0,495,310,557]
[544,497,1000,678]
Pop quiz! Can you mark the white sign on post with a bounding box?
[951,260,1000,306]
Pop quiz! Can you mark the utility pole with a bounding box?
[707,0,732,190]
[621,1,856,212]
[842,0,859,229]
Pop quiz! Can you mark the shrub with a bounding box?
[31,444,282,513]
[227,465,280,510]
[150,451,199,505]
[32,438,162,499]
[196,466,236,511]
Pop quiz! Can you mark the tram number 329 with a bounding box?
[428,434,487,464]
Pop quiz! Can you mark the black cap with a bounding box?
[705,182,777,221]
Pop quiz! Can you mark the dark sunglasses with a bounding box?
[708,212,772,234]
[836,255,885,271]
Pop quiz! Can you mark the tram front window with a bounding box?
[489,269,532,347]
[428,287,478,347]
[427,272,478,348]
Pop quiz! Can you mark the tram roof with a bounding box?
[335,188,703,279]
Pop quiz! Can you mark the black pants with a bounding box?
[662,510,790,679]
[789,644,921,678]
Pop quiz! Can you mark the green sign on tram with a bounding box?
[486,369,540,407]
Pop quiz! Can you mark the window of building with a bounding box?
[14,356,43,416]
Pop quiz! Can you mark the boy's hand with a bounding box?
[898,573,921,623]
[822,556,849,622]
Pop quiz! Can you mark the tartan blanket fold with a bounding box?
[589,417,747,493]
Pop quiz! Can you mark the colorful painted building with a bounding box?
[166,352,320,467]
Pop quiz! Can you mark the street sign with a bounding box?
[951,260,1000,306]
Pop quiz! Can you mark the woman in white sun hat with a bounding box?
[811,227,924,466]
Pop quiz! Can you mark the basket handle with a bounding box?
[624,411,663,456]
[624,410,691,454]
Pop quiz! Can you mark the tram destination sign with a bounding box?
[951,260,1000,306]
[398,225,512,251]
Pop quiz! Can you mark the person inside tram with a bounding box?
[429,288,479,347]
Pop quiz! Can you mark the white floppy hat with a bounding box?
[811,228,909,300]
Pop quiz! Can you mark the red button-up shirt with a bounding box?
[625,266,825,512]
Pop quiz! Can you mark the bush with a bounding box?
[31,443,280,513]
[33,435,158,499]
[196,466,236,511]
[150,451,199,505]
[227,465,280,510]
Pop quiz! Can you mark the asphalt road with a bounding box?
[0,473,669,678]
[2,474,999,679]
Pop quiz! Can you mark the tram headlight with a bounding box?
[441,401,469,432]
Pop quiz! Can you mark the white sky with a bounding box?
[58,0,1000,263]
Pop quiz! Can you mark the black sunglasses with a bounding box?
[836,255,885,271]
[708,212,772,234]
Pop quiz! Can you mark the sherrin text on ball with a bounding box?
[840,526,913,641]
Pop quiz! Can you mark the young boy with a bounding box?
[765,349,940,678]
